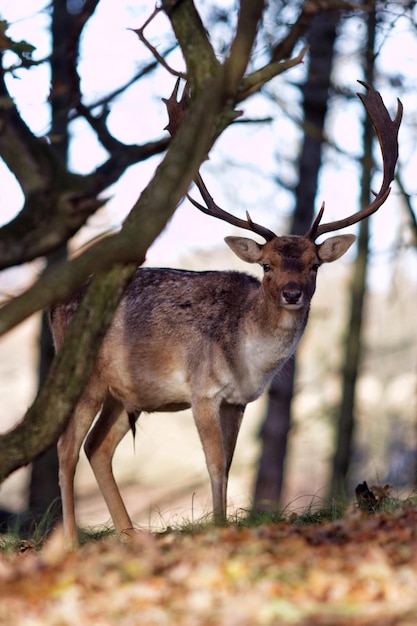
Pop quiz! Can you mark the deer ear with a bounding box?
[318,234,356,263]
[225,236,263,263]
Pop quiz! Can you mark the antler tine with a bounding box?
[162,77,188,137]
[188,173,277,242]
[307,81,403,241]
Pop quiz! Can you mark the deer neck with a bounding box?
[242,288,310,371]
[223,297,308,405]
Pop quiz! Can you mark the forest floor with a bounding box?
[1,303,416,625]
[1,497,417,626]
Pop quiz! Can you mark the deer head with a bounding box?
[179,81,402,313]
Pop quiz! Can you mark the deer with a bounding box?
[49,82,402,544]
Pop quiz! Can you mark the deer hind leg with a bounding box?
[58,387,104,546]
[84,394,139,538]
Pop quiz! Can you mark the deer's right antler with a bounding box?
[163,79,277,242]
[307,81,403,240]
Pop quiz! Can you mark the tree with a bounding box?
[0,0,316,487]
[27,0,78,526]
[329,6,376,499]
[254,7,340,510]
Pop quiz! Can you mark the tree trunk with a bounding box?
[27,0,73,528]
[253,9,340,511]
[396,174,417,487]
[329,8,376,500]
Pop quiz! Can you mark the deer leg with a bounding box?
[58,389,103,545]
[84,395,138,537]
[192,398,227,524]
[219,403,245,482]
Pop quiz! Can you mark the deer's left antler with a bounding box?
[307,81,403,241]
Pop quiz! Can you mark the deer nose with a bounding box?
[282,282,303,306]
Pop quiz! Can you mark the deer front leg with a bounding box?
[219,403,245,480]
[192,398,228,524]
[84,395,138,538]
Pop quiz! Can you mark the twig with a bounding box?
[129,6,186,79]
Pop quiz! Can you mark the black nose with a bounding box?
[282,283,302,304]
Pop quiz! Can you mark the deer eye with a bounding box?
[262,263,271,273]
[311,263,320,272]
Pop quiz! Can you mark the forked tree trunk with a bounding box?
[253,9,340,511]
[329,8,376,499]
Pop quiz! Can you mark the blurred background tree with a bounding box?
[329,4,377,500]
[254,5,340,511]
[253,0,417,512]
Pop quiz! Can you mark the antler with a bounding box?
[188,174,277,242]
[307,81,403,241]
[163,79,277,242]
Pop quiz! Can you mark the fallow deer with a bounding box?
[50,82,402,543]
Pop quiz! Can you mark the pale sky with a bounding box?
[1,0,416,291]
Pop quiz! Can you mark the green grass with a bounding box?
[78,525,117,544]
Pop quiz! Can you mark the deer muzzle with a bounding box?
[281,281,304,309]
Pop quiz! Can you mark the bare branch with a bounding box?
[0,71,58,196]
[237,45,309,102]
[162,0,221,94]
[65,0,102,108]
[0,0,328,481]
[224,0,265,96]
[0,72,227,337]
[129,6,186,79]
[70,44,177,120]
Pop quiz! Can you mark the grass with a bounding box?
[0,499,61,552]
[1,489,416,553]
